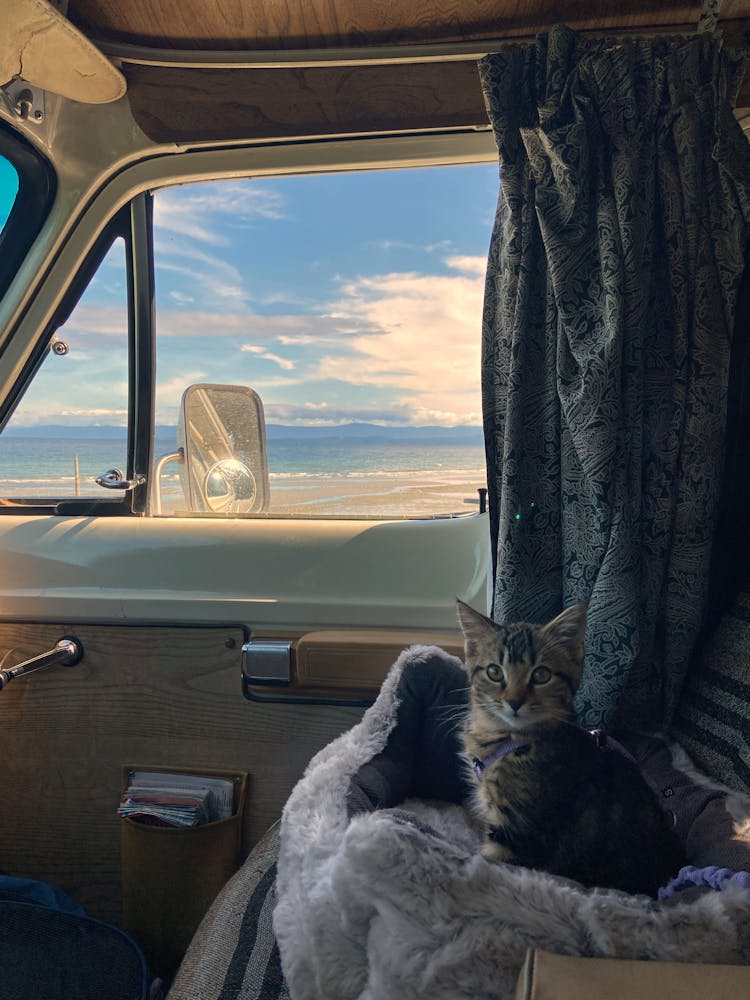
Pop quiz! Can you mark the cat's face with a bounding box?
[457,601,586,730]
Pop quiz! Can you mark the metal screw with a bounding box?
[225,637,237,649]
[34,110,44,121]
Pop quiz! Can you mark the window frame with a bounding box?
[0,129,496,520]
[0,193,154,516]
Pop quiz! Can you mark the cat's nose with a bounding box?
[507,698,525,714]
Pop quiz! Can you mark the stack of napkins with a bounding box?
[118,770,234,827]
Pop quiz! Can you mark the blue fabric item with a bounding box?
[0,875,86,915]
[658,864,750,900]
[0,899,149,999]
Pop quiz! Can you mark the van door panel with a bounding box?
[0,514,489,627]
[0,621,363,924]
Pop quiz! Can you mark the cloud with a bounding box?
[153,181,285,308]
[263,402,417,425]
[276,332,348,347]
[8,406,128,427]
[244,375,301,390]
[240,345,295,370]
[365,239,416,252]
[152,310,360,342]
[59,305,366,345]
[157,254,250,309]
[151,371,211,426]
[58,306,126,338]
[61,408,128,419]
[444,254,487,278]
[157,372,210,407]
[154,182,285,246]
[51,257,486,430]
[314,256,485,425]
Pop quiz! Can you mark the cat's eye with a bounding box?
[486,663,505,684]
[531,666,552,685]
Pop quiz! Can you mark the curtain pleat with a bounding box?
[480,25,750,729]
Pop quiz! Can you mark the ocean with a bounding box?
[0,434,487,516]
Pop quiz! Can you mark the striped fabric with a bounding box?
[673,591,750,795]
[167,824,289,1000]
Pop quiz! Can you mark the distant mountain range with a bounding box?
[5,422,484,444]
[266,423,483,443]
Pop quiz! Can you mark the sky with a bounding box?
[1,160,500,429]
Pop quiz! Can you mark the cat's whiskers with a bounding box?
[433,704,471,734]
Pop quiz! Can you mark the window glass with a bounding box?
[0,239,128,498]
[0,127,55,304]
[152,164,496,518]
[0,155,19,233]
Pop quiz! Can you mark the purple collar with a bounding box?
[471,729,635,780]
[472,737,530,779]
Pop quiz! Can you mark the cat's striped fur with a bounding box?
[457,600,685,896]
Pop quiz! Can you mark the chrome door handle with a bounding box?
[95,468,147,491]
[0,636,83,692]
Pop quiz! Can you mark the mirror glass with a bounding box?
[204,458,257,513]
[178,384,269,513]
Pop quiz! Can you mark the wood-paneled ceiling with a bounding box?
[64,0,750,143]
[65,1,749,50]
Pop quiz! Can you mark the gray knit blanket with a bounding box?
[273,646,750,1000]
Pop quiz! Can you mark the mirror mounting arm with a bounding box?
[152,450,184,515]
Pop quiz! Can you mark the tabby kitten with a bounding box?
[457,600,685,896]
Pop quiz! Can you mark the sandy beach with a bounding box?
[268,471,486,518]
[162,469,487,519]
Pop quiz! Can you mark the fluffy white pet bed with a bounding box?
[273,646,750,1000]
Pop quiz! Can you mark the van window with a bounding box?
[0,125,55,304]
[151,164,497,519]
[0,238,129,498]
[0,155,19,233]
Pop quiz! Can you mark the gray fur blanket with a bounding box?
[273,646,750,999]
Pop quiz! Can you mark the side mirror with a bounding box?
[177,384,270,514]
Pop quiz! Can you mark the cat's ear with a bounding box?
[456,599,495,643]
[541,604,586,661]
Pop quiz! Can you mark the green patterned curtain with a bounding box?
[479,25,750,731]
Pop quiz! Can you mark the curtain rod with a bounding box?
[97,24,715,71]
